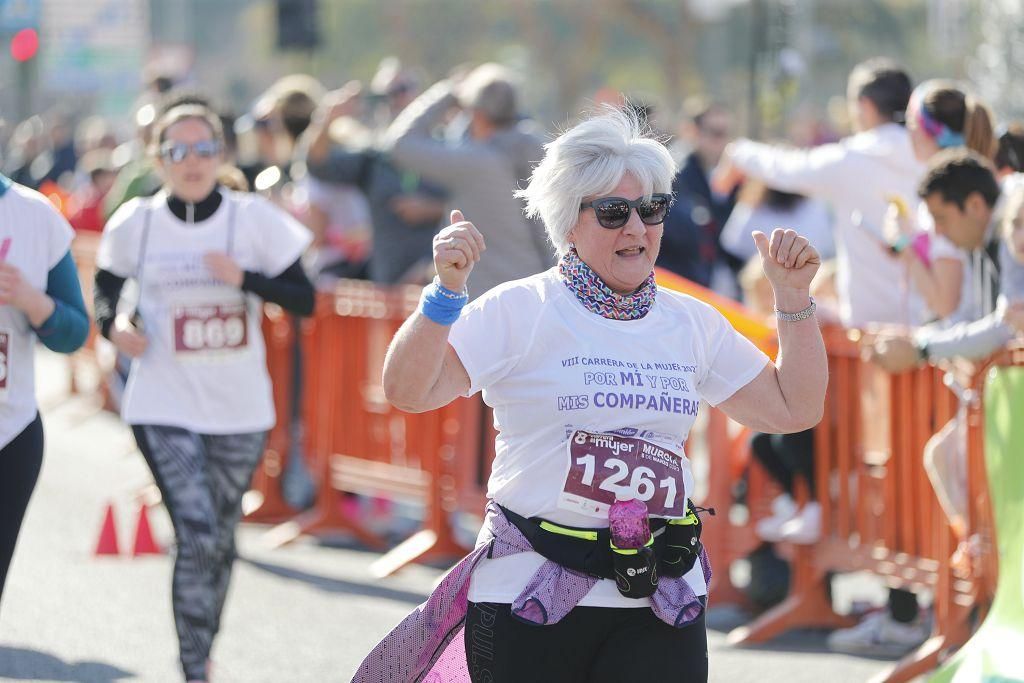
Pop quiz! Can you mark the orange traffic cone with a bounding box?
[131,503,162,556]
[94,502,120,556]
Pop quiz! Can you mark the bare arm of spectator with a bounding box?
[391,193,446,225]
[383,80,489,189]
[298,82,374,189]
[299,81,361,166]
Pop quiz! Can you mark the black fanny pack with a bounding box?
[498,502,710,599]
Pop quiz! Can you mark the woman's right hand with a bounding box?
[433,209,485,292]
[111,314,148,358]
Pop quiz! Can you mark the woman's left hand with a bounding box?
[204,252,244,288]
[752,228,820,293]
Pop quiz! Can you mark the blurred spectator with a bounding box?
[995,123,1024,178]
[720,181,835,265]
[4,116,47,189]
[67,150,118,233]
[302,79,448,285]
[243,74,325,193]
[37,113,79,187]
[868,152,1016,371]
[74,116,119,156]
[367,56,421,131]
[235,112,278,189]
[657,98,740,297]
[303,117,372,280]
[104,104,162,217]
[906,81,997,163]
[891,81,998,324]
[386,63,553,297]
[714,58,925,327]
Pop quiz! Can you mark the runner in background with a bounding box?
[92,99,314,682]
[0,174,89,610]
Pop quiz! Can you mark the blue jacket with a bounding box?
[656,152,737,286]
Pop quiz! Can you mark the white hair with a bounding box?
[516,106,676,255]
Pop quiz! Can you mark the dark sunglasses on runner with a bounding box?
[160,139,222,163]
[579,193,672,229]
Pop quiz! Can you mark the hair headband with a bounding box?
[908,87,966,149]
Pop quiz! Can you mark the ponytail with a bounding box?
[962,94,997,160]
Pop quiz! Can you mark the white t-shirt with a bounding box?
[96,190,312,434]
[0,182,74,448]
[450,269,769,608]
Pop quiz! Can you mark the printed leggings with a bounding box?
[132,424,266,681]
[0,413,44,611]
[464,601,708,683]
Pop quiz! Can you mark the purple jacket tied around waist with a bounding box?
[351,501,712,682]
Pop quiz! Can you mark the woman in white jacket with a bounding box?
[714,58,925,328]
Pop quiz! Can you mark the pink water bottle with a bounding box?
[608,495,657,598]
[609,496,652,549]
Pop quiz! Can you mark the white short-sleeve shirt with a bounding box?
[449,269,769,608]
[96,190,312,434]
[0,181,74,448]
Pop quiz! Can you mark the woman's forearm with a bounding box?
[773,287,828,429]
[22,287,56,328]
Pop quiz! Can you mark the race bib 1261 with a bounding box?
[559,429,687,519]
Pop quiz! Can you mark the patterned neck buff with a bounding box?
[558,246,656,320]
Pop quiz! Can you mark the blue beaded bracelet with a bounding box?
[420,279,468,325]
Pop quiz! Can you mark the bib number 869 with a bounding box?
[576,454,677,509]
[181,316,245,350]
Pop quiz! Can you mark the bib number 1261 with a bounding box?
[559,430,687,518]
[574,453,677,510]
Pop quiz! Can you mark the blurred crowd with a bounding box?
[4,53,1024,661]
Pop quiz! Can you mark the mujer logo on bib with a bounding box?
[559,429,687,518]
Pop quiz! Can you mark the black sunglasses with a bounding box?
[579,193,672,229]
[160,140,222,164]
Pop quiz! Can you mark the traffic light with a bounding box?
[10,27,38,62]
[276,0,319,50]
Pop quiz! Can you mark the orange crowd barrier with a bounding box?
[243,305,302,523]
[255,283,491,576]
[724,326,1016,683]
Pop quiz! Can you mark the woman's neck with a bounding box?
[166,186,222,223]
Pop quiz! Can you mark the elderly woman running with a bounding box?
[354,107,826,683]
